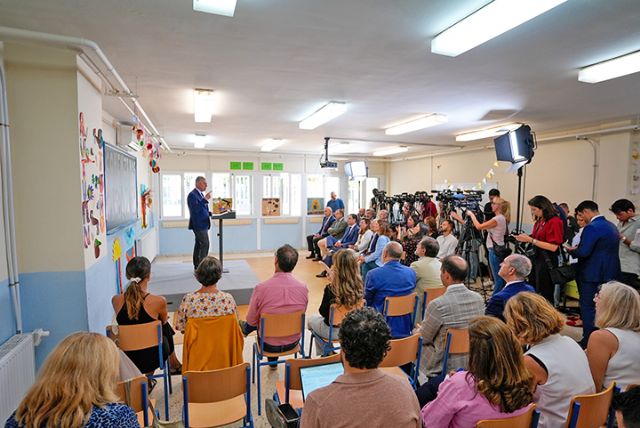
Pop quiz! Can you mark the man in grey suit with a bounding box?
[318,209,347,258]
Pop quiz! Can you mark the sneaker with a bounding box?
[265,398,287,428]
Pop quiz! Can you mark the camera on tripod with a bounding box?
[433,189,484,218]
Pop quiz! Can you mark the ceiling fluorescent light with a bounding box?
[299,102,347,130]
[431,0,567,57]
[193,0,237,17]
[456,123,521,142]
[194,133,207,149]
[385,113,448,136]
[261,139,284,152]
[578,50,640,83]
[194,89,215,123]
[373,146,409,157]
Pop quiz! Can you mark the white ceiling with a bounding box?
[1,0,640,158]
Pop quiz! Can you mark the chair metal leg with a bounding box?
[162,370,170,420]
[252,345,256,384]
[308,332,314,357]
[257,359,262,415]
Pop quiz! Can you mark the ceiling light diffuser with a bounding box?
[260,139,284,152]
[373,146,409,157]
[384,113,448,136]
[193,0,237,17]
[194,133,207,149]
[578,50,640,83]
[299,102,347,130]
[455,123,521,142]
[431,0,567,57]
[194,89,215,123]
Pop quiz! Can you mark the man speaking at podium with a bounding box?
[188,176,212,270]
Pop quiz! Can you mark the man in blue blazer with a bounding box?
[570,200,621,346]
[365,241,417,338]
[317,214,360,277]
[306,207,335,260]
[485,254,535,322]
[187,176,211,270]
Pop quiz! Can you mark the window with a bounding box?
[306,175,323,198]
[234,175,252,216]
[290,174,302,216]
[263,173,300,216]
[210,173,231,199]
[161,174,183,217]
[324,176,340,203]
[348,180,361,214]
[184,172,205,218]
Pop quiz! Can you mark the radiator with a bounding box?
[0,334,35,422]
[136,229,158,262]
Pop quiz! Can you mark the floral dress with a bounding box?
[174,290,237,332]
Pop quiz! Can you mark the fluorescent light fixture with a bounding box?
[299,101,347,130]
[193,0,237,17]
[384,113,448,136]
[194,133,207,149]
[127,142,142,152]
[456,123,521,142]
[260,139,284,152]
[578,50,640,83]
[431,0,567,57]
[373,146,409,157]
[194,89,215,123]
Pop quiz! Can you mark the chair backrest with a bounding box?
[565,383,615,428]
[442,327,470,373]
[108,321,162,352]
[383,292,418,317]
[476,404,539,428]
[115,375,148,413]
[183,362,250,404]
[182,314,244,372]
[286,353,342,390]
[329,299,366,327]
[425,286,446,307]
[380,334,422,368]
[260,311,305,338]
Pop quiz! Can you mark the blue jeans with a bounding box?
[488,248,506,293]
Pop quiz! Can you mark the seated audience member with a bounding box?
[410,237,442,321]
[112,256,180,375]
[505,292,595,428]
[318,209,347,258]
[422,317,534,425]
[397,214,427,266]
[436,219,458,259]
[357,207,366,221]
[308,249,364,354]
[365,241,417,338]
[350,218,373,255]
[358,219,391,280]
[6,332,138,428]
[174,256,237,330]
[365,208,376,220]
[416,255,484,403]
[306,207,335,261]
[485,254,535,322]
[586,281,640,391]
[241,245,308,362]
[316,214,359,277]
[425,216,439,239]
[377,209,389,222]
[300,308,421,428]
[613,386,640,428]
[610,199,640,290]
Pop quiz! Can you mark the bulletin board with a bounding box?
[104,143,138,232]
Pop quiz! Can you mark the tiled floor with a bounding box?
[147,252,583,427]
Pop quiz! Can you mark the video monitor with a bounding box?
[344,161,367,178]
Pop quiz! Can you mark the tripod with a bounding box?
[455,214,491,303]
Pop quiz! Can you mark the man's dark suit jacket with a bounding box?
[187,188,211,231]
[572,216,621,283]
[485,280,535,321]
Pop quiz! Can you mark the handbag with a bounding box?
[489,234,512,259]
[542,247,576,285]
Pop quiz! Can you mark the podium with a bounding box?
[211,211,236,273]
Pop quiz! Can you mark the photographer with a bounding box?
[451,198,510,293]
[514,195,564,304]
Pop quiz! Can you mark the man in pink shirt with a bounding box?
[241,244,309,362]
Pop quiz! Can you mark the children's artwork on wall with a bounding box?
[630,139,640,196]
[140,185,153,229]
[262,198,281,216]
[124,226,135,249]
[307,198,325,215]
[132,125,162,173]
[79,112,107,266]
[211,198,232,214]
[125,245,135,262]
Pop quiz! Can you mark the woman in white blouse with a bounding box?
[350,218,373,255]
[586,281,640,391]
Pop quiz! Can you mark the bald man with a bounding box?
[365,241,417,338]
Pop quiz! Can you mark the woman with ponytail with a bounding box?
[421,316,534,427]
[111,256,181,375]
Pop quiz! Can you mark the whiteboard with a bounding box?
[104,143,138,232]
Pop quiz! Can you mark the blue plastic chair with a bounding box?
[565,383,616,428]
[182,363,253,428]
[252,311,306,415]
[107,321,171,420]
